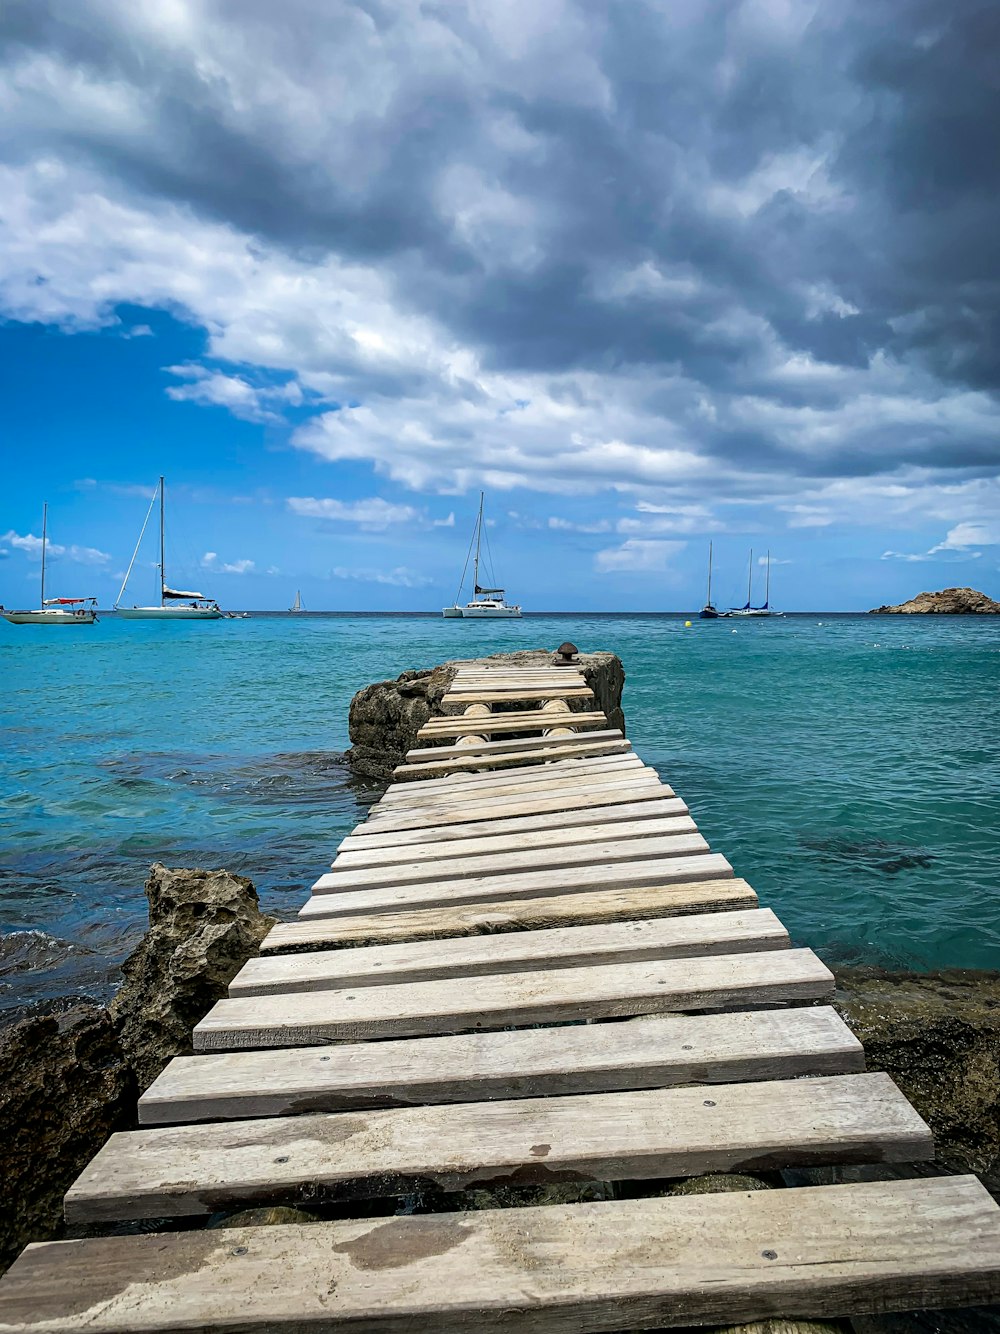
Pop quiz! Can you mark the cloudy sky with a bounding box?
[2,0,998,611]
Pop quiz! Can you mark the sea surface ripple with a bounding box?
[1,611,997,1010]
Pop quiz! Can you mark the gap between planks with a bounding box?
[319,828,709,892]
[394,739,632,779]
[66,1073,930,1225]
[232,907,790,995]
[194,947,834,1049]
[261,876,759,952]
[404,728,625,763]
[138,1004,865,1125]
[300,851,734,919]
[337,795,689,852]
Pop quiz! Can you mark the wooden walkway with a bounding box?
[3,657,1000,1331]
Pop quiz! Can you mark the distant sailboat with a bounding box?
[699,541,720,619]
[726,548,783,618]
[115,477,223,620]
[2,504,98,625]
[442,492,522,618]
[290,590,304,613]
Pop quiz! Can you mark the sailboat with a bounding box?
[289,590,304,613]
[726,548,783,618]
[115,477,224,620]
[2,504,98,625]
[442,492,522,618]
[699,541,720,619]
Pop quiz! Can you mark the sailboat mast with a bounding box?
[159,476,165,608]
[746,547,753,608]
[40,503,47,607]
[764,550,770,610]
[473,491,483,593]
[707,540,713,604]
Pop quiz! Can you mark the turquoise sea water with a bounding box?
[1,612,998,1011]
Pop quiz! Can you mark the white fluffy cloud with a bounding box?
[331,566,433,588]
[201,551,255,574]
[931,521,1000,551]
[2,529,110,565]
[287,497,420,530]
[594,539,686,573]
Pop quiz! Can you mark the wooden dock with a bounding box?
[3,656,1000,1331]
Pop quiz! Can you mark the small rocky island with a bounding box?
[870,586,1000,614]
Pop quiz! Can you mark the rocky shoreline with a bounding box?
[870,586,1000,614]
[0,863,274,1272]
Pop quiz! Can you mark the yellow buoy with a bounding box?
[684,620,692,628]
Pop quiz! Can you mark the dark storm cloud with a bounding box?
[1,0,1000,493]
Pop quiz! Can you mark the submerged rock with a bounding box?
[110,863,276,1092]
[799,835,934,875]
[0,1004,133,1271]
[870,587,1000,614]
[835,967,1000,1190]
[346,648,626,780]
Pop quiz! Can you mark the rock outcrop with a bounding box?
[0,1005,133,1271]
[835,967,1000,1190]
[0,862,276,1274]
[870,587,1000,614]
[346,648,626,780]
[110,863,276,1091]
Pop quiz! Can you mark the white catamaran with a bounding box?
[2,504,98,625]
[115,477,223,620]
[442,492,522,618]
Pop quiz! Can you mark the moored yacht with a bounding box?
[699,540,720,619]
[115,477,223,620]
[726,548,783,618]
[442,492,522,618]
[2,504,98,625]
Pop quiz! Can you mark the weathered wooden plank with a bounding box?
[323,827,709,887]
[375,756,651,807]
[404,728,625,764]
[447,671,586,681]
[262,877,759,952]
[417,710,607,739]
[302,850,732,918]
[446,677,588,689]
[336,806,692,862]
[67,1073,928,1225]
[360,782,671,835]
[233,908,789,996]
[321,828,708,892]
[195,947,832,1049]
[340,796,689,852]
[442,686,594,708]
[138,1005,865,1125]
[394,737,632,780]
[12,1178,1000,1332]
[385,755,640,786]
[378,749,643,790]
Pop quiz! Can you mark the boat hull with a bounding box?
[459,605,522,618]
[3,609,97,625]
[116,606,223,621]
[441,606,464,618]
